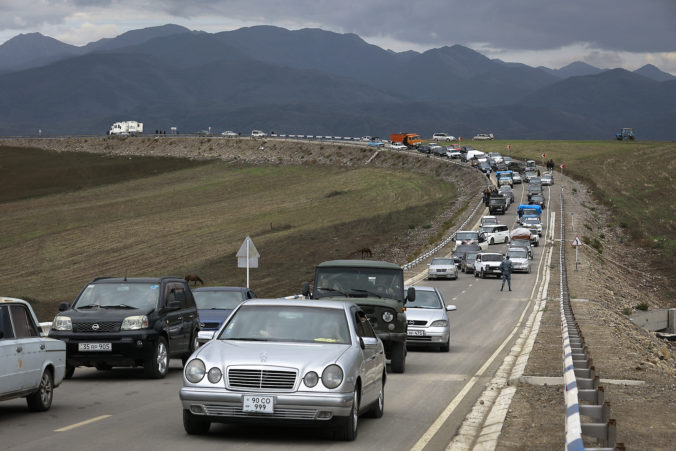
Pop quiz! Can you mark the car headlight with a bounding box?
[303,371,319,388]
[120,315,149,330]
[430,320,448,327]
[207,367,222,383]
[52,315,72,331]
[185,359,206,383]
[321,365,344,389]
[382,311,394,323]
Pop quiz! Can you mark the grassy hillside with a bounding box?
[473,140,676,295]
[0,148,458,320]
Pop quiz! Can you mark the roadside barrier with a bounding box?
[559,188,623,450]
[402,197,484,271]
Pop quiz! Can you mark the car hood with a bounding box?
[509,257,529,265]
[194,339,351,370]
[60,307,155,321]
[198,309,233,324]
[318,296,404,312]
[405,308,447,323]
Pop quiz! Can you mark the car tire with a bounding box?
[144,337,169,379]
[183,409,210,435]
[26,369,53,412]
[390,341,406,374]
[527,266,531,274]
[490,238,495,245]
[366,376,385,418]
[182,333,199,367]
[440,339,450,352]
[504,237,509,244]
[480,270,486,279]
[335,389,359,441]
[64,364,75,379]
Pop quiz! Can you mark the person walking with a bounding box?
[500,255,513,291]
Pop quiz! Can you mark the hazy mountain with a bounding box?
[634,64,675,82]
[0,32,79,73]
[0,24,674,139]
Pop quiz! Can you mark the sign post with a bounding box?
[560,163,565,177]
[572,236,582,270]
[236,236,260,288]
[541,153,546,168]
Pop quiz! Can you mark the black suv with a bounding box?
[49,276,200,379]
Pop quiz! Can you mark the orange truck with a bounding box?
[390,132,421,148]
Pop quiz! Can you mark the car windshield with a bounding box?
[482,254,503,262]
[512,240,530,247]
[466,252,478,260]
[194,291,244,310]
[456,232,479,241]
[524,218,539,224]
[219,305,350,344]
[507,250,528,259]
[314,267,404,301]
[431,258,454,266]
[73,283,159,309]
[406,290,442,309]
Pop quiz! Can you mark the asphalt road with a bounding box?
[0,181,555,451]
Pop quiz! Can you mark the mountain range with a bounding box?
[0,24,674,140]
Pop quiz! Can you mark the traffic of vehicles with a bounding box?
[1,144,554,446]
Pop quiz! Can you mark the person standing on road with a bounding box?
[500,256,513,291]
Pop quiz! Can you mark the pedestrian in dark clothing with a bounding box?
[500,256,513,291]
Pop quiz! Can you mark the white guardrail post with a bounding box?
[559,189,622,451]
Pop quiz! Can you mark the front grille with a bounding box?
[407,336,433,342]
[228,368,297,391]
[203,405,318,420]
[73,321,121,333]
[408,320,427,326]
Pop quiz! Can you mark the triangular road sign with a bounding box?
[237,236,260,268]
[572,236,582,246]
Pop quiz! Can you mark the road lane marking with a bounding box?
[54,415,112,432]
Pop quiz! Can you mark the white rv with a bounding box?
[109,121,143,136]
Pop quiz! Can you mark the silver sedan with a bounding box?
[403,286,456,352]
[180,299,386,441]
[427,257,458,280]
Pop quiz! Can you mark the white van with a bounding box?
[455,230,488,251]
[480,224,510,245]
[251,130,267,138]
[465,150,486,161]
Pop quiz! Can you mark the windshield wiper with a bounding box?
[75,304,101,309]
[102,304,137,309]
[317,287,349,297]
[225,337,269,341]
[349,289,382,298]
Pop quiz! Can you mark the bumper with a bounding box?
[406,327,449,346]
[50,330,159,366]
[180,386,354,422]
[428,270,457,279]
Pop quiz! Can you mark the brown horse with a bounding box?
[185,274,204,286]
[357,247,373,259]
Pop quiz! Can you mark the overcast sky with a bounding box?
[1,0,675,74]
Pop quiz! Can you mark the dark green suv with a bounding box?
[49,276,200,379]
[303,260,414,373]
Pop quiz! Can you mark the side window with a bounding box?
[0,305,15,339]
[9,305,39,338]
[353,311,376,339]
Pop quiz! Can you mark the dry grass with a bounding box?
[0,151,457,320]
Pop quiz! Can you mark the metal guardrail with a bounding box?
[559,189,623,451]
[402,197,485,271]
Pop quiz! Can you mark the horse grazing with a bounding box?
[357,247,373,259]
[185,274,204,286]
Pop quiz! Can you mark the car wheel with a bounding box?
[335,389,359,441]
[527,266,531,274]
[64,364,75,379]
[182,333,199,367]
[183,409,210,435]
[440,339,450,352]
[366,376,385,418]
[504,237,509,244]
[480,270,486,279]
[144,337,169,379]
[490,238,495,245]
[390,341,406,373]
[26,369,53,412]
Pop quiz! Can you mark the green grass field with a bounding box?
[0,146,458,320]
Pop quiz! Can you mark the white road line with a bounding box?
[54,415,112,432]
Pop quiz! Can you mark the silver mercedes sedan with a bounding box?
[179,299,386,441]
[403,286,457,352]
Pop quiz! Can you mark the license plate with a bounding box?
[243,395,274,413]
[78,342,112,351]
[408,330,424,336]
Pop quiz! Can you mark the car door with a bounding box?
[8,304,44,391]
[0,304,22,396]
[179,284,198,349]
[163,283,188,354]
[352,308,380,407]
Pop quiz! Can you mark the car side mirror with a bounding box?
[446,304,457,312]
[301,282,311,297]
[406,286,416,303]
[58,302,69,312]
[362,337,378,347]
